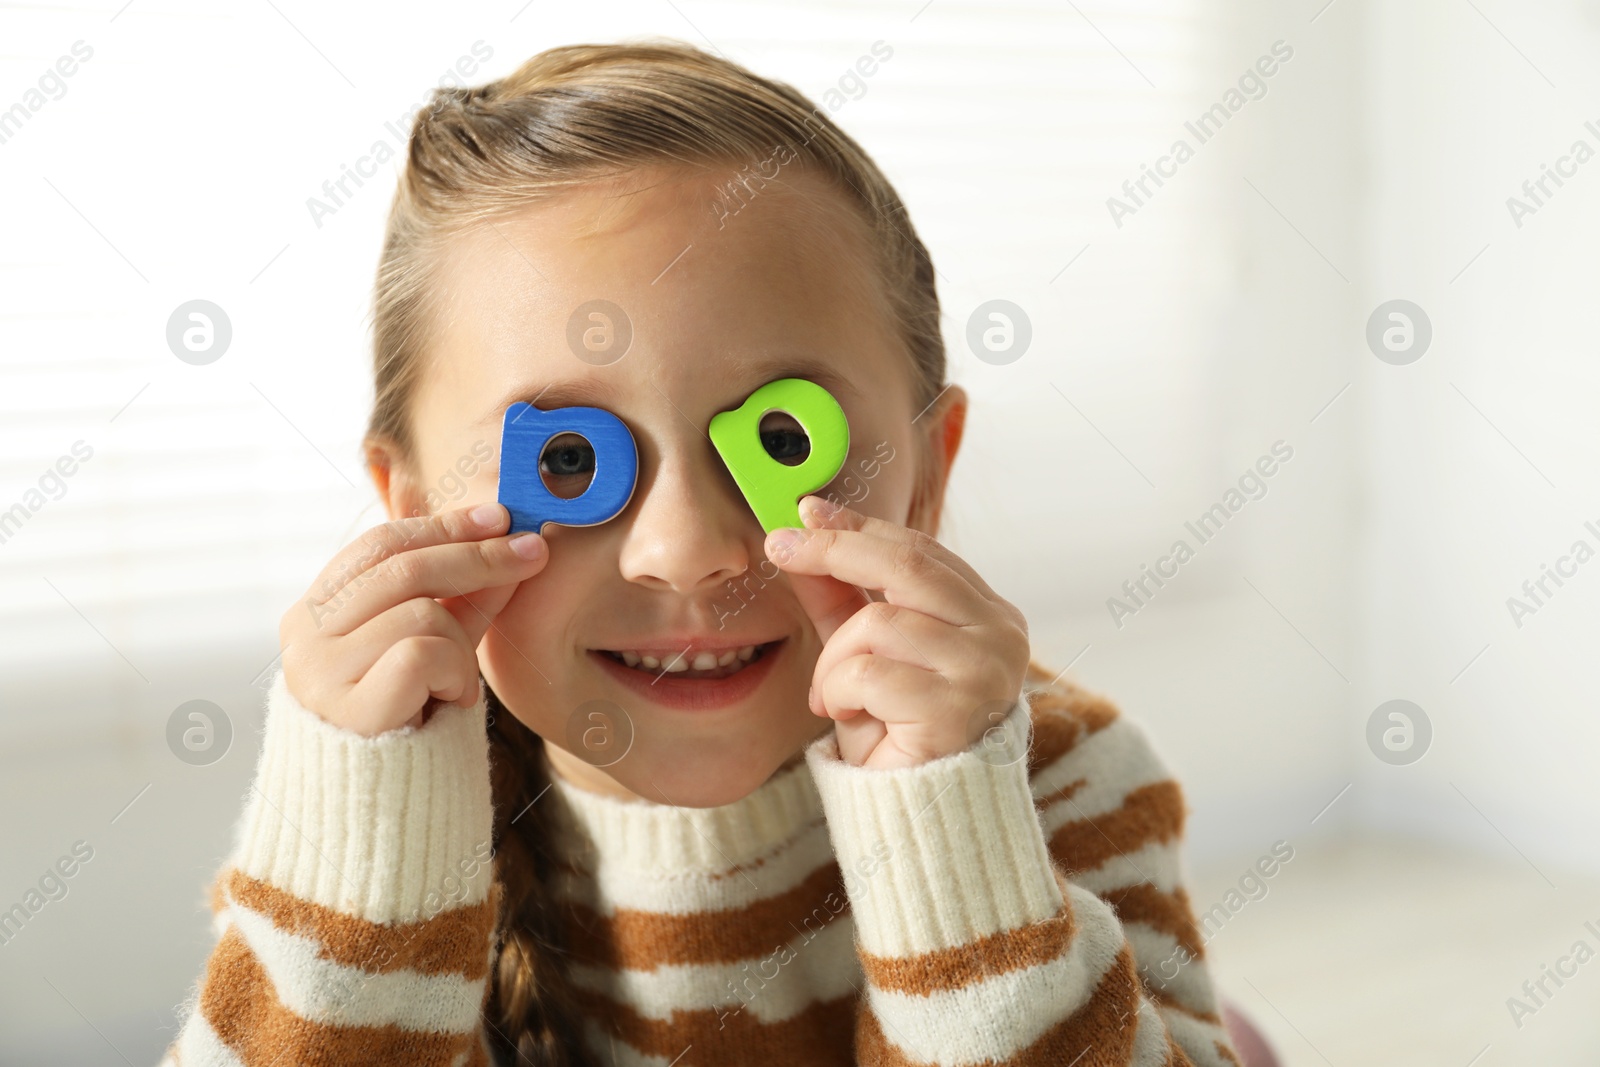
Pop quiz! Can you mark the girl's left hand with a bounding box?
[764,494,1031,770]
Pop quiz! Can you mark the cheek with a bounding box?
[492,574,552,634]
[813,441,916,521]
[846,464,918,527]
[477,569,572,733]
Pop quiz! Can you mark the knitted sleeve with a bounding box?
[1024,665,1241,1066]
[802,662,1241,1067]
[157,669,501,1067]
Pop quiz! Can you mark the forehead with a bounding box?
[413,164,913,435]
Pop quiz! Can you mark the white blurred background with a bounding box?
[3,0,1599,1063]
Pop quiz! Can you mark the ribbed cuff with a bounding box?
[231,668,496,924]
[803,690,1064,958]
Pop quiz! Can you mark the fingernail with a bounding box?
[800,495,839,523]
[509,533,545,559]
[768,527,800,554]
[470,503,502,527]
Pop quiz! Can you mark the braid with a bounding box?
[484,686,598,1066]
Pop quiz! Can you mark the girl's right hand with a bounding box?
[278,502,547,737]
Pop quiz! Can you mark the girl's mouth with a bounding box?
[587,639,786,711]
[596,640,778,680]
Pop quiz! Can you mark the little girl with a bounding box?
[162,41,1241,1067]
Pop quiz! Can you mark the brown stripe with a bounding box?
[1025,686,1120,776]
[858,898,1075,994]
[199,926,483,1067]
[225,868,499,980]
[1214,1037,1243,1065]
[208,870,227,917]
[564,860,850,970]
[1026,708,1086,777]
[857,941,1149,1066]
[1102,883,1204,959]
[1024,658,1057,686]
[573,986,856,1065]
[1047,781,1186,875]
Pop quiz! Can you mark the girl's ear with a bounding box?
[364,435,426,523]
[906,384,968,535]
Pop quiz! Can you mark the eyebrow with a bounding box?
[481,378,620,427]
[730,355,862,407]
[479,355,862,428]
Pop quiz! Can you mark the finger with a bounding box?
[833,709,887,767]
[799,495,1004,604]
[439,580,523,650]
[807,604,968,713]
[334,597,474,682]
[302,503,512,618]
[817,653,957,724]
[341,635,478,736]
[779,568,872,650]
[765,522,987,628]
[313,530,547,637]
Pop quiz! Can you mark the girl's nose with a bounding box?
[616,450,751,595]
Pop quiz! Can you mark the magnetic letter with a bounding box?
[709,378,849,533]
[497,403,637,533]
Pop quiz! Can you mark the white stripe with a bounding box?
[580,1019,682,1067]
[1121,923,1220,1017]
[226,896,487,1033]
[1158,1003,1237,1067]
[553,819,836,916]
[1062,839,1183,894]
[1131,997,1174,1067]
[1033,716,1173,826]
[567,913,860,1023]
[864,884,1126,1064]
[174,1007,248,1067]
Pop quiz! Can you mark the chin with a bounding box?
[619,736,808,808]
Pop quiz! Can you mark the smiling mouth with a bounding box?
[597,640,781,680]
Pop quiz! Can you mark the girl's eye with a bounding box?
[539,433,596,499]
[758,411,809,467]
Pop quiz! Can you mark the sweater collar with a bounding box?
[541,745,826,875]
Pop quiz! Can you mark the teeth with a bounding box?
[607,643,764,672]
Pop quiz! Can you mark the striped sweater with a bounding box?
[161,660,1240,1066]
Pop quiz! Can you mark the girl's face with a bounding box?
[376,165,963,807]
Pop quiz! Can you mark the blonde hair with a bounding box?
[366,39,947,1065]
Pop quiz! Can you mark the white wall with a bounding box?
[952,0,1365,861]
[1353,0,1600,876]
